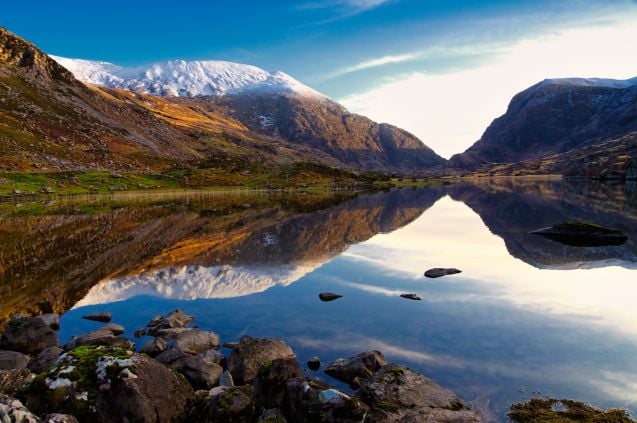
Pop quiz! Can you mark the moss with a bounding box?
[509,398,635,423]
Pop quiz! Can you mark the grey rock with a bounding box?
[307,356,321,371]
[82,312,112,323]
[133,328,146,338]
[0,315,59,355]
[285,377,369,423]
[170,351,224,389]
[360,364,481,422]
[253,358,303,410]
[146,310,194,336]
[171,329,220,354]
[28,347,63,374]
[140,337,167,357]
[324,350,387,389]
[63,325,133,351]
[101,323,125,336]
[0,350,30,371]
[424,268,463,278]
[400,293,422,301]
[188,386,254,423]
[0,394,39,422]
[228,336,296,385]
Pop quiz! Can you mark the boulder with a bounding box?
[0,369,35,395]
[23,346,194,423]
[187,385,255,423]
[324,350,387,389]
[82,312,112,323]
[0,315,59,355]
[252,358,303,410]
[359,364,481,422]
[285,377,369,423]
[146,310,194,336]
[0,394,40,423]
[530,221,628,247]
[43,414,80,423]
[228,337,296,385]
[170,351,224,389]
[28,347,64,374]
[171,329,220,354]
[319,293,343,302]
[139,337,167,357]
[63,324,133,351]
[0,350,30,371]
[424,268,462,278]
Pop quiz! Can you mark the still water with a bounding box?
[1,180,636,421]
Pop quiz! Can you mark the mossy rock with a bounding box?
[509,398,635,423]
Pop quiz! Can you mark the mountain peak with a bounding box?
[537,76,637,90]
[51,56,325,98]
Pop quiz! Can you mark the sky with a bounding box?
[2,0,637,157]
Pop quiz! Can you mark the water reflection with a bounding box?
[2,181,637,421]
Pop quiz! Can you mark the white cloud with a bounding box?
[300,0,392,12]
[339,16,637,158]
[325,52,421,80]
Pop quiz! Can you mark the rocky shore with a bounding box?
[0,310,633,422]
[0,310,482,422]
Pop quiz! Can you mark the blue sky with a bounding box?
[2,0,637,156]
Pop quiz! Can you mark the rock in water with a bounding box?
[307,357,321,371]
[360,364,481,422]
[82,312,112,323]
[319,293,343,302]
[424,268,462,278]
[227,336,296,385]
[252,358,303,410]
[63,324,134,351]
[0,315,59,355]
[324,351,387,389]
[400,294,422,301]
[530,221,628,247]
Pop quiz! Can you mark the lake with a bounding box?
[1,180,636,421]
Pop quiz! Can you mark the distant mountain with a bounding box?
[53,55,445,173]
[52,56,324,98]
[449,77,637,176]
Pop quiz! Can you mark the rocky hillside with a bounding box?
[449,77,637,176]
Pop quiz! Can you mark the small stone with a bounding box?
[82,312,112,323]
[223,342,239,349]
[307,357,321,371]
[133,328,146,338]
[424,268,462,278]
[324,351,387,389]
[319,293,343,302]
[400,293,421,301]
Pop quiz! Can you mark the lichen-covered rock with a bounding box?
[63,325,134,351]
[187,385,255,423]
[139,337,167,357]
[228,337,296,385]
[0,315,59,355]
[324,350,387,389]
[252,358,303,411]
[284,377,369,423]
[0,394,40,423]
[27,347,63,374]
[0,369,34,395]
[359,364,481,422]
[146,310,195,336]
[0,350,30,371]
[169,351,224,389]
[23,346,193,423]
[42,414,79,423]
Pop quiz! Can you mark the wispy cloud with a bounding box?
[298,0,396,24]
[325,52,421,79]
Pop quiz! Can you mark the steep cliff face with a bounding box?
[449,78,637,173]
[194,93,446,173]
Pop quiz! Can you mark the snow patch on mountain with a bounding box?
[73,262,323,307]
[539,77,637,89]
[51,56,324,98]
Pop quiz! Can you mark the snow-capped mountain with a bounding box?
[51,56,324,98]
[538,76,637,89]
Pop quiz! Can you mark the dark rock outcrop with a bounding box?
[424,268,462,278]
[228,337,296,385]
[0,315,59,355]
[0,350,30,371]
[252,358,304,411]
[63,324,134,351]
[27,347,64,374]
[324,351,387,389]
[82,312,112,323]
[188,386,255,423]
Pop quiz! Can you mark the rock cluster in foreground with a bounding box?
[0,310,483,422]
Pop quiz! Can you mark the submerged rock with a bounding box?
[228,337,296,385]
[0,350,30,371]
[319,293,343,302]
[530,221,628,247]
[424,268,462,278]
[509,398,635,423]
[23,345,193,422]
[400,293,422,301]
[82,312,112,323]
[360,364,481,422]
[285,377,369,423]
[324,351,387,389]
[0,315,59,355]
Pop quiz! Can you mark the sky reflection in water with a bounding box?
[59,184,637,421]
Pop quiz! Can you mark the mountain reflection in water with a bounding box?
[1,180,637,421]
